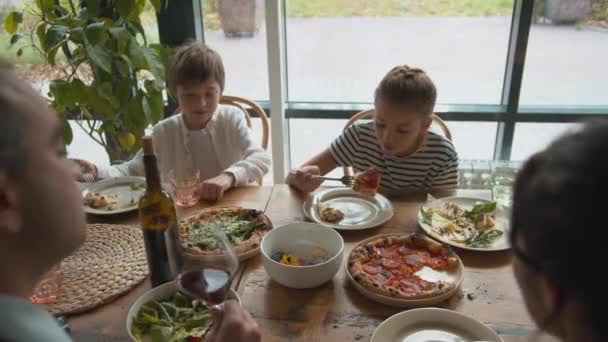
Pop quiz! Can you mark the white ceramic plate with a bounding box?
[418,197,511,252]
[303,188,394,230]
[371,308,503,342]
[345,234,464,308]
[82,176,146,215]
[126,281,241,341]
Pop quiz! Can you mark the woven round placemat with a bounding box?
[44,224,149,315]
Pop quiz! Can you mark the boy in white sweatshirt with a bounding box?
[76,41,271,202]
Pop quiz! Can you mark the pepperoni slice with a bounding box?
[398,279,424,294]
[363,264,382,275]
[381,258,400,269]
[404,254,424,268]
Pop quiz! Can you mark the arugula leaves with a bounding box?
[465,201,497,220]
[464,229,504,248]
[131,292,211,342]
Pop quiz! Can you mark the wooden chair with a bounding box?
[342,109,452,176]
[173,95,270,150]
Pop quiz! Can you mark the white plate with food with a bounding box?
[82,176,146,215]
[178,206,273,262]
[127,281,241,341]
[371,308,503,342]
[303,188,393,230]
[346,234,464,308]
[418,197,510,251]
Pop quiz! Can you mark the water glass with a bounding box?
[458,160,474,189]
[472,160,492,189]
[169,169,201,207]
[31,262,63,304]
[491,161,521,207]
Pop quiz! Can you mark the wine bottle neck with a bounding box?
[143,155,162,192]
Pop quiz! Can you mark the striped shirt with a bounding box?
[330,122,459,191]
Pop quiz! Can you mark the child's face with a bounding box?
[176,79,222,129]
[374,98,432,156]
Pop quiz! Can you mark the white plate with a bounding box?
[346,234,464,308]
[303,188,394,230]
[418,197,511,252]
[82,176,146,215]
[126,281,241,341]
[371,308,503,342]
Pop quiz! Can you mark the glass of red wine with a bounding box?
[176,230,239,309]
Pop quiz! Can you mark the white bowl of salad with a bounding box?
[126,281,240,341]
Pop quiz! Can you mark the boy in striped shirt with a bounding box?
[288,65,458,195]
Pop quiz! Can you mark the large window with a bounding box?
[520,23,608,106]
[202,0,269,101]
[284,0,514,104]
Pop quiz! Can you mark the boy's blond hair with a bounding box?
[169,41,225,94]
[375,65,437,116]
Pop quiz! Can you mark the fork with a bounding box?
[310,175,355,187]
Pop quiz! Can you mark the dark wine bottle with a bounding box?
[138,136,178,287]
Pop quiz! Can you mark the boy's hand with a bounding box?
[71,158,98,182]
[206,300,261,342]
[288,165,323,193]
[200,172,235,202]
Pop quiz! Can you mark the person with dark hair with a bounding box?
[511,121,608,342]
[0,64,261,342]
[75,41,270,202]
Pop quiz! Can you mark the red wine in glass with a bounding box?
[177,268,232,306]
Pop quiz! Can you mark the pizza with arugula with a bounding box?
[178,207,273,256]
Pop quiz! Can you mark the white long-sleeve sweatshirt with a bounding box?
[97,105,271,186]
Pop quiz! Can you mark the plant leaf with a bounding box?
[16,48,23,57]
[44,25,68,51]
[150,0,162,13]
[85,21,107,45]
[4,10,23,34]
[85,41,112,73]
[9,34,22,48]
[36,0,55,12]
[109,27,132,53]
[36,22,47,48]
[117,0,137,18]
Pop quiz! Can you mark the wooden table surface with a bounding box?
[69,185,552,341]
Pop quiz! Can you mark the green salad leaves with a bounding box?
[131,292,211,342]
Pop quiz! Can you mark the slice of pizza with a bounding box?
[84,192,119,209]
[319,206,345,223]
[353,168,380,197]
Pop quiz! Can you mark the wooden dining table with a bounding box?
[68,184,555,342]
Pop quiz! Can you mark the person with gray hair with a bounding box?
[0,64,260,342]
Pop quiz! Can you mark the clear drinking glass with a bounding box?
[473,160,492,189]
[169,169,201,207]
[491,161,521,207]
[177,231,239,309]
[31,262,63,304]
[458,160,474,189]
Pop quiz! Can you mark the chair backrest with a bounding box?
[343,109,452,140]
[342,109,452,176]
[172,95,270,150]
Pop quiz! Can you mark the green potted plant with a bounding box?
[4,0,169,162]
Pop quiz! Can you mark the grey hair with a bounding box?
[0,63,28,174]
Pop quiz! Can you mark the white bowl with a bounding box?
[126,281,240,341]
[371,308,503,342]
[260,222,344,289]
